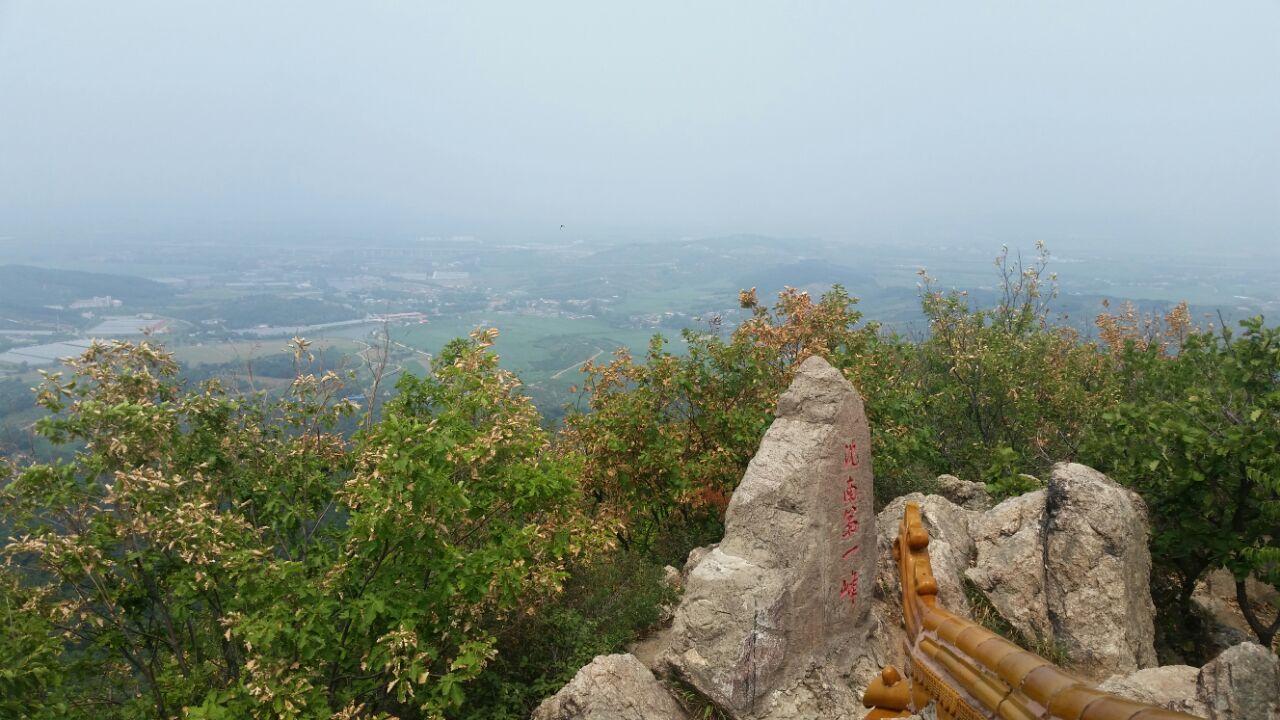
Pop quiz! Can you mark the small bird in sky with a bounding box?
[560,224,565,230]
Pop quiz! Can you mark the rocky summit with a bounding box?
[534,358,1279,720]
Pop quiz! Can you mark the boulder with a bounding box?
[661,356,878,718]
[1099,666,1206,716]
[934,474,992,512]
[965,490,1050,640]
[966,463,1158,680]
[1044,462,1158,678]
[1197,642,1280,720]
[866,492,976,705]
[531,654,688,720]
[1101,642,1280,720]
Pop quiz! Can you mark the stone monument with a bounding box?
[662,355,877,716]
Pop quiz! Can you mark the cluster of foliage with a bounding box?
[1,333,591,719]
[2,247,1276,719]
[1084,313,1280,650]
[911,244,1118,496]
[562,286,876,557]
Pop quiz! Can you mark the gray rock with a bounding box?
[965,463,1158,680]
[1197,642,1280,720]
[965,489,1051,641]
[934,474,992,511]
[661,565,683,591]
[1195,568,1280,656]
[683,544,717,582]
[1044,462,1158,679]
[531,654,688,720]
[1100,665,1206,716]
[662,356,877,718]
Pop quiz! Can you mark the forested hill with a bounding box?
[0,264,174,315]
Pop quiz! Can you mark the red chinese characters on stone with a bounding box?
[842,507,859,539]
[837,435,863,606]
[839,570,860,604]
[843,440,860,468]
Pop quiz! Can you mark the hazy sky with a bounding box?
[1,2,1277,250]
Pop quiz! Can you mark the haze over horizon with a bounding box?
[1,2,1277,254]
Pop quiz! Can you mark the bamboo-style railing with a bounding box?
[863,503,1204,720]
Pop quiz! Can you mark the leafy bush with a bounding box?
[911,244,1117,483]
[1085,316,1280,647]
[0,333,593,719]
[455,551,676,720]
[562,286,874,553]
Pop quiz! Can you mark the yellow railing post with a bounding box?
[863,502,1204,720]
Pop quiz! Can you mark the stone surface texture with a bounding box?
[661,356,878,718]
[1102,642,1280,720]
[933,474,993,512]
[1194,568,1280,656]
[1197,642,1280,720]
[1099,666,1206,716]
[966,463,1157,680]
[965,490,1050,640]
[531,654,688,720]
[1044,462,1159,679]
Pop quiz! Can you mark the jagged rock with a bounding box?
[1045,462,1158,678]
[1101,642,1280,720]
[1099,666,1206,716]
[1197,642,1280,720]
[934,474,992,512]
[661,356,878,718]
[965,490,1050,640]
[965,463,1157,680]
[661,565,683,591]
[531,654,688,720]
[682,544,716,582]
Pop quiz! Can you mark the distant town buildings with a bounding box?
[87,315,171,337]
[69,296,123,310]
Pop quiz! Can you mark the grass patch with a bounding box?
[963,578,1070,667]
[670,677,732,720]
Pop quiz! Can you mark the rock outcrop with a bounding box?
[1045,462,1159,677]
[966,490,1049,639]
[1194,568,1280,656]
[933,474,992,512]
[660,356,879,718]
[1102,642,1280,720]
[1197,642,1280,720]
[537,358,1239,719]
[531,654,688,720]
[966,462,1158,680]
[1099,666,1205,716]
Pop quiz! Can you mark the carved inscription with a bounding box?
[838,438,861,605]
